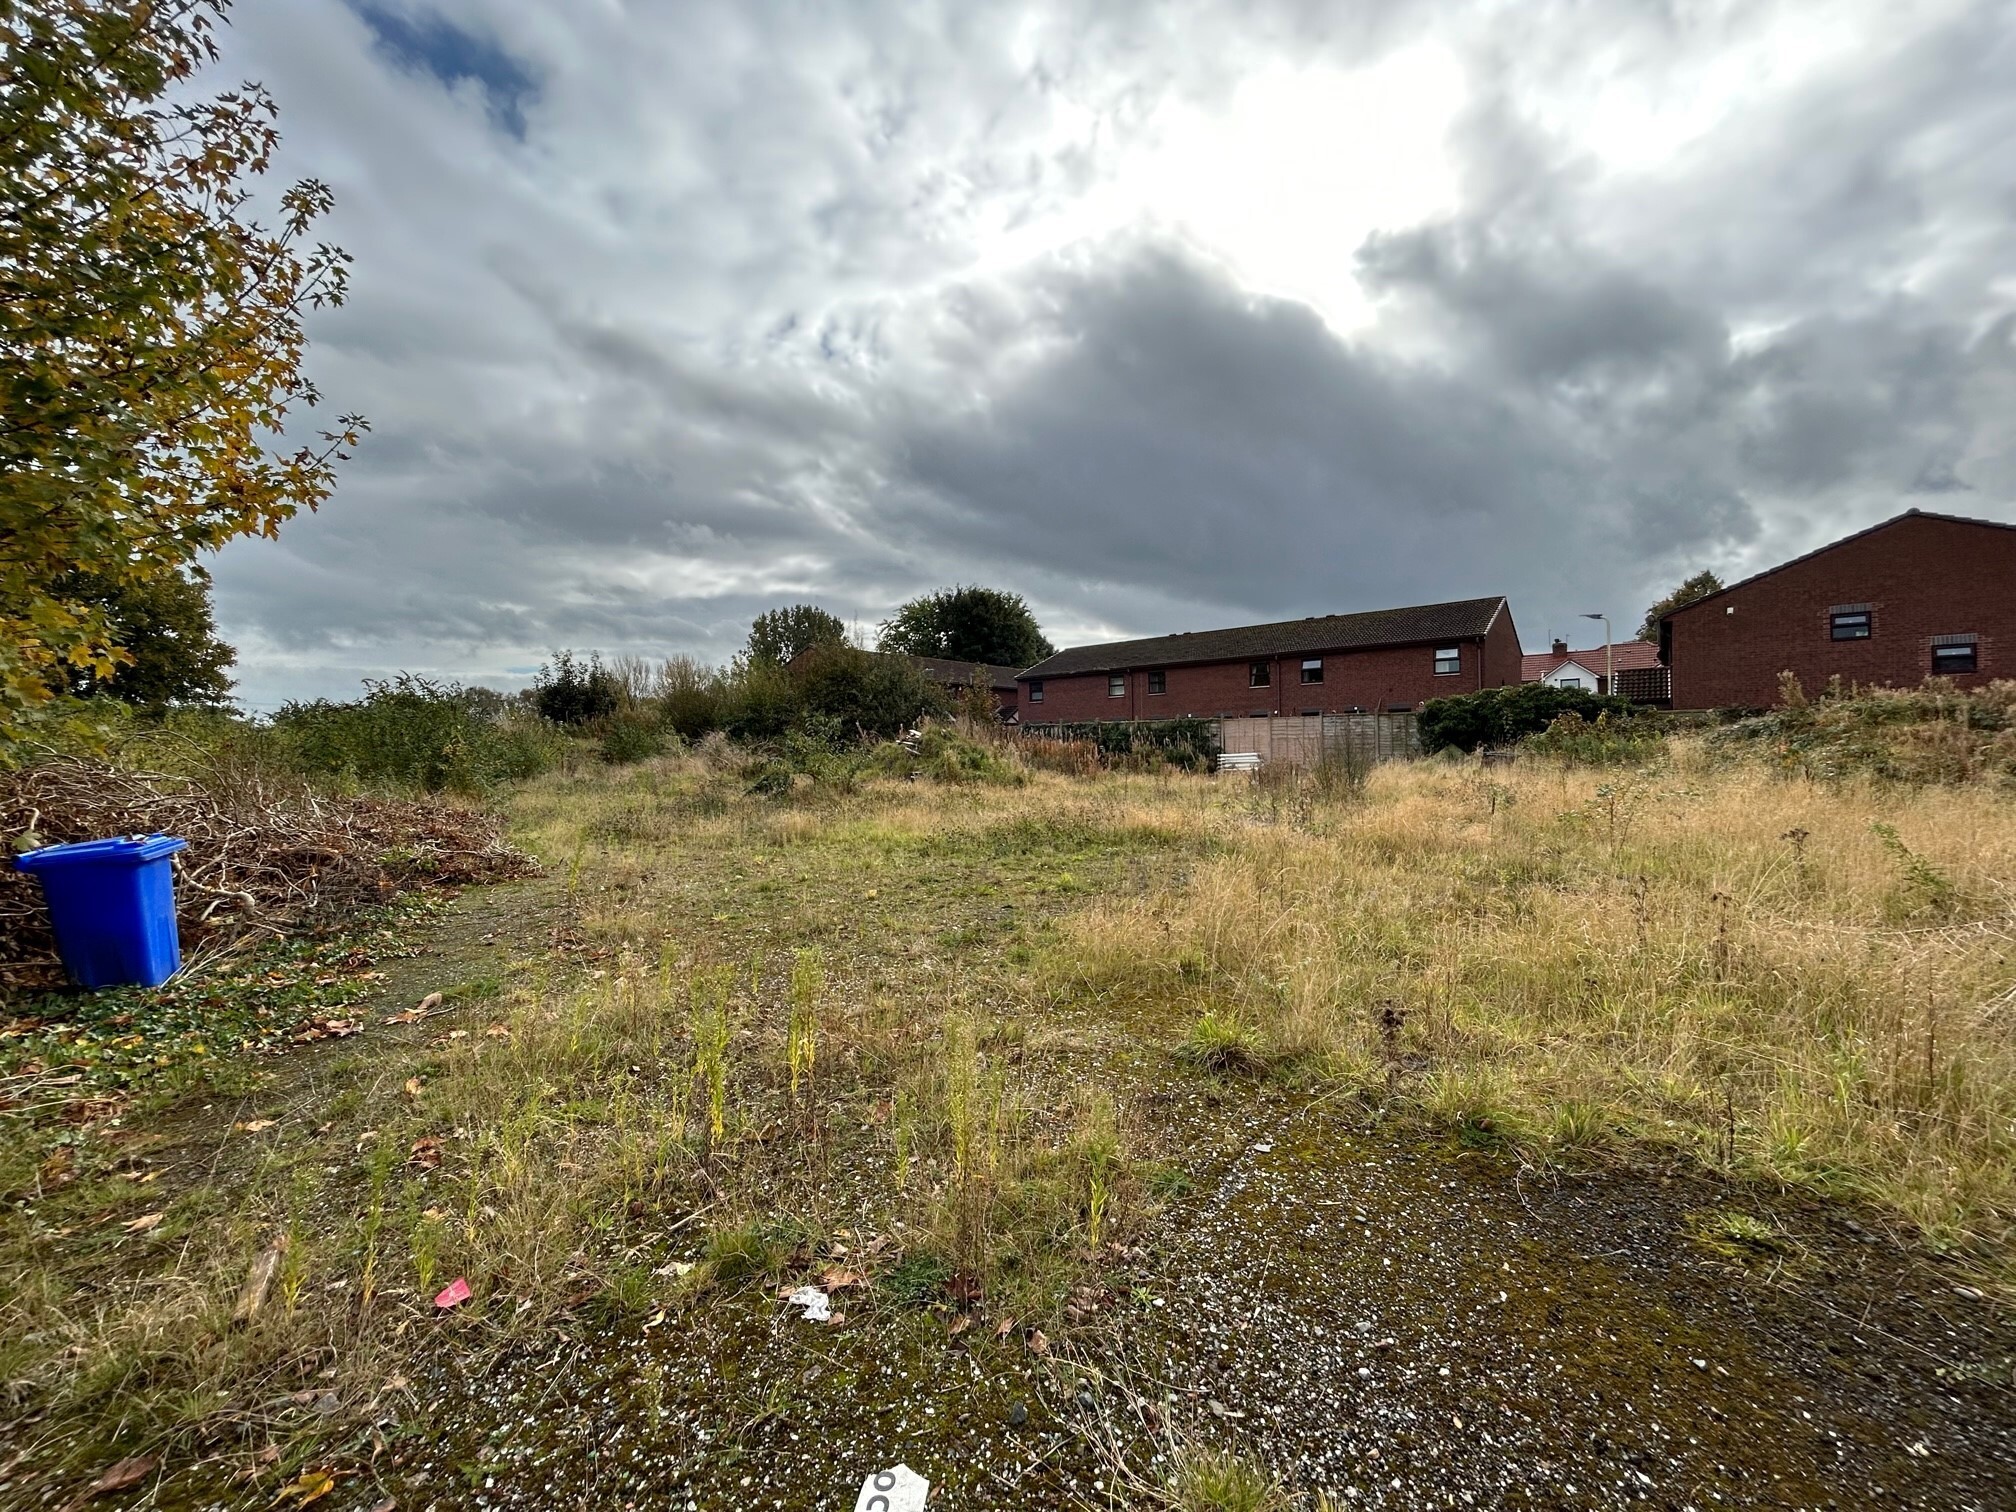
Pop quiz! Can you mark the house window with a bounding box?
[1298,708,1321,717]
[1556,676,1585,689]
[1148,669,1166,695]
[1931,638,1978,674]
[1434,646,1460,675]
[1300,658,1323,684]
[1249,661,1271,688]
[1830,608,1872,640]
[1107,673,1126,697]
[1026,679,1043,704]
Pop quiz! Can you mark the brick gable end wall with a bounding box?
[1666,514,2016,709]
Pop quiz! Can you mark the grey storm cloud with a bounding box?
[201,0,2016,706]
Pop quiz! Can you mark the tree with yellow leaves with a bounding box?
[0,0,363,745]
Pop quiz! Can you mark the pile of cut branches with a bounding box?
[2,755,537,993]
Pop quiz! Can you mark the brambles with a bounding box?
[1524,710,1664,766]
[272,675,564,790]
[1709,679,2016,785]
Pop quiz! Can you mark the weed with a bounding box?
[1176,1011,1263,1074]
[1690,1209,1799,1262]
[879,1251,953,1308]
[787,948,822,1105]
[1871,821,1959,919]
[1164,1446,1284,1511]
[1549,1099,1609,1151]
[699,1218,792,1287]
[688,965,735,1152]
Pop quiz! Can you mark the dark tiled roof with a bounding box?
[1519,642,1663,681]
[904,655,1024,691]
[1661,508,2016,623]
[1019,597,1508,681]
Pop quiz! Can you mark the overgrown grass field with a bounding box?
[3,726,2013,1507]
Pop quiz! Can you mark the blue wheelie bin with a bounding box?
[14,834,190,989]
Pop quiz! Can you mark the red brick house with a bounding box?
[905,655,1023,718]
[1017,596,1523,721]
[1659,509,2016,710]
[1520,639,1664,695]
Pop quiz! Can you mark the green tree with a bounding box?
[532,651,621,726]
[747,603,846,664]
[1638,570,1725,641]
[0,1,363,745]
[54,567,234,708]
[878,586,1054,669]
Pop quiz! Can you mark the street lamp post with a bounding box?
[1582,612,1612,695]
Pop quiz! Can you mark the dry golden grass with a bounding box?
[1046,742,2016,1256]
[10,729,2013,1497]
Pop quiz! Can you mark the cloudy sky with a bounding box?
[207,0,2016,706]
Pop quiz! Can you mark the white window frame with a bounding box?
[1434,646,1461,675]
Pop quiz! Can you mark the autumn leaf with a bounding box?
[403,1077,424,1097]
[62,1454,156,1509]
[276,1469,337,1505]
[235,1119,277,1133]
[1025,1329,1050,1356]
[819,1266,865,1291]
[123,1212,164,1234]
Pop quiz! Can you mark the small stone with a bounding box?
[1007,1401,1028,1427]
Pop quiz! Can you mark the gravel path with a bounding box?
[1126,1099,2015,1511]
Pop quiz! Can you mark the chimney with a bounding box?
[1551,638,1568,657]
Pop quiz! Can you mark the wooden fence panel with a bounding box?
[1219,713,1418,768]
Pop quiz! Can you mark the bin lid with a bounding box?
[14,833,188,872]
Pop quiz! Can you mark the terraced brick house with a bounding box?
[1016,596,1523,722]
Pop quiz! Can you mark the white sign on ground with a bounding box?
[853,1462,929,1512]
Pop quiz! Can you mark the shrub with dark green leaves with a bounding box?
[1418,684,1637,754]
[532,651,621,727]
[793,643,951,737]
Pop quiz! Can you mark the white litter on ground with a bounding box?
[854,1463,929,1512]
[784,1285,831,1323]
